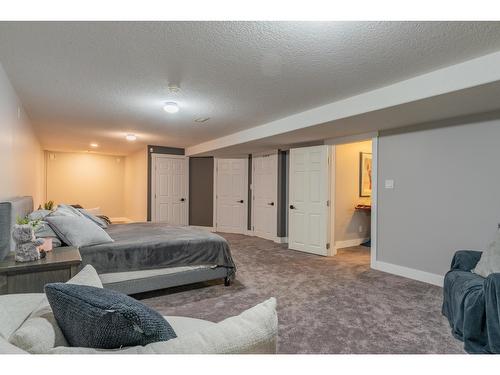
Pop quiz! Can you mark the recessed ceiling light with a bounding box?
[195,117,210,123]
[90,143,98,148]
[125,134,137,141]
[163,102,179,114]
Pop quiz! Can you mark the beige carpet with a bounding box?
[136,233,464,354]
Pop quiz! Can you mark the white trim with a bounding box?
[335,237,370,250]
[189,225,215,232]
[325,132,379,146]
[328,145,336,256]
[372,260,444,287]
[186,51,500,156]
[274,237,288,244]
[370,136,378,268]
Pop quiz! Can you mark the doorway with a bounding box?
[214,158,248,234]
[330,139,373,256]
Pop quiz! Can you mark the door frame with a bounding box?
[326,134,378,264]
[150,153,189,225]
[251,151,279,242]
[213,157,249,234]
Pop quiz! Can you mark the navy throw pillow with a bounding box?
[45,283,177,349]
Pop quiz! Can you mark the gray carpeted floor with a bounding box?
[136,233,464,354]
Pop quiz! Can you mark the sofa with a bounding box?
[442,250,500,354]
[0,266,278,354]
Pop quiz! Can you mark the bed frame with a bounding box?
[0,197,233,295]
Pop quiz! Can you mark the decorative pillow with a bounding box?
[45,215,114,247]
[8,265,103,353]
[78,208,108,229]
[51,204,85,218]
[28,209,52,221]
[45,283,177,349]
[473,231,500,278]
[34,221,62,248]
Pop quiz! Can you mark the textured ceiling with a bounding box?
[1,21,500,155]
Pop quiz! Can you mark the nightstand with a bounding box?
[0,247,82,295]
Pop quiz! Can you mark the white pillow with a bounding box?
[473,231,500,278]
[9,265,103,353]
[48,297,278,354]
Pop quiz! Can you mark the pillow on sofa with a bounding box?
[473,231,500,278]
[45,215,113,247]
[78,208,108,229]
[48,297,278,354]
[8,265,103,353]
[45,283,177,349]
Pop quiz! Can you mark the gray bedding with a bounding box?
[79,223,235,277]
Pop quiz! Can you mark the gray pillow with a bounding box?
[34,221,62,248]
[45,283,177,349]
[78,208,108,229]
[28,209,52,221]
[45,215,114,247]
[51,204,85,218]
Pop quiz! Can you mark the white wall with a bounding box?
[334,141,372,246]
[124,148,148,222]
[377,119,500,279]
[0,64,44,206]
[45,151,125,217]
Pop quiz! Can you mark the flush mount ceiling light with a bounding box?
[163,102,179,114]
[125,134,137,141]
[194,117,210,123]
[90,143,98,148]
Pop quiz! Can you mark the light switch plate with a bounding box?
[385,179,395,189]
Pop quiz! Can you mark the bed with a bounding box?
[0,196,236,295]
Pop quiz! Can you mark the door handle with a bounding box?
[237,200,244,203]
[180,198,185,202]
[289,205,295,209]
[268,202,275,206]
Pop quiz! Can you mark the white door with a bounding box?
[152,154,188,225]
[216,158,248,234]
[252,153,278,241]
[288,145,330,256]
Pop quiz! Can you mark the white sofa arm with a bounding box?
[49,297,278,354]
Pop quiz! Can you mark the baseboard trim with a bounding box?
[371,260,444,287]
[335,237,370,250]
[189,225,215,232]
[274,237,288,244]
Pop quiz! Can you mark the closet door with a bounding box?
[215,158,248,234]
[152,154,188,225]
[288,145,330,256]
[252,153,278,241]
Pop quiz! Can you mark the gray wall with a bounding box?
[189,157,214,227]
[377,118,500,276]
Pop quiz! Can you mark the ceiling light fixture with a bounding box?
[125,134,137,141]
[195,117,210,123]
[90,143,98,148]
[163,102,180,114]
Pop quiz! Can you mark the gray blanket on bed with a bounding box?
[79,223,235,277]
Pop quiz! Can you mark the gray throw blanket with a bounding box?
[79,223,235,277]
[442,250,500,353]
